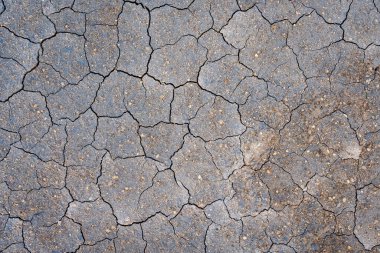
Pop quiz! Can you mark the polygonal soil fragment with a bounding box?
[0,58,24,102]
[221,7,267,49]
[240,123,279,168]
[127,75,173,126]
[172,135,233,207]
[77,239,115,253]
[93,113,143,159]
[23,123,66,164]
[148,35,207,87]
[198,55,252,103]
[343,0,380,48]
[287,11,342,53]
[140,122,188,166]
[73,0,123,25]
[49,8,86,35]
[199,29,238,62]
[85,25,118,76]
[138,169,189,218]
[0,217,23,252]
[171,205,211,252]
[24,217,83,253]
[318,111,362,160]
[0,27,40,70]
[205,136,244,179]
[64,110,105,167]
[209,0,240,31]
[0,0,55,42]
[307,175,356,214]
[67,199,117,244]
[0,147,65,191]
[259,162,303,211]
[24,62,69,96]
[0,91,51,151]
[355,184,380,250]
[41,33,89,84]
[205,203,243,253]
[66,165,101,202]
[8,188,71,226]
[171,82,214,124]
[149,0,212,49]
[114,225,146,253]
[240,213,272,252]
[118,2,151,77]
[225,167,270,219]
[47,73,103,122]
[92,71,137,117]
[204,200,231,225]
[98,154,157,225]
[189,97,245,141]
[142,213,194,253]
[241,96,290,129]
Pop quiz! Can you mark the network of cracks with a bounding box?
[0,0,380,252]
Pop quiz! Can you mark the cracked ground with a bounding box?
[0,0,380,253]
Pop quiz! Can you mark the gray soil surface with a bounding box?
[0,0,380,252]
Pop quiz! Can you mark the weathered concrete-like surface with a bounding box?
[0,0,380,252]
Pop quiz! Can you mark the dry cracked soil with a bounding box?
[0,0,380,252]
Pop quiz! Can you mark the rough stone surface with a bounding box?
[1,1,379,251]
